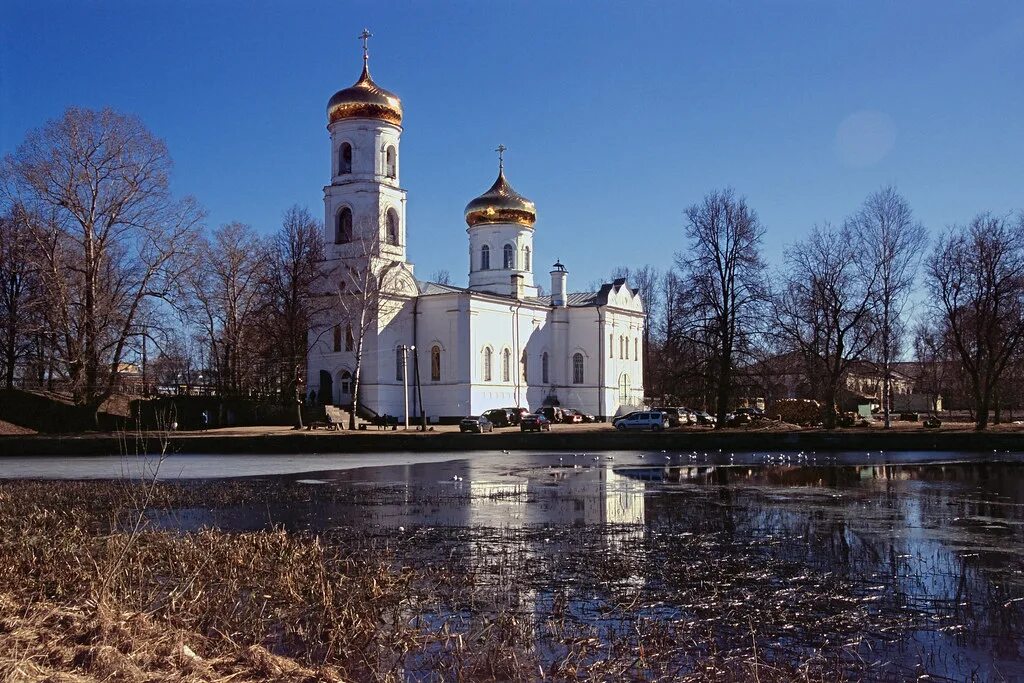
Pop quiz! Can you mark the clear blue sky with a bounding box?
[3,2,1023,290]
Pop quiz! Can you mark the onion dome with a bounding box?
[327,62,402,126]
[464,168,537,228]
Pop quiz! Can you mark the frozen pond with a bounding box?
[5,449,1024,679]
[0,447,1019,479]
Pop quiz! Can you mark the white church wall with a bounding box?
[413,294,469,419]
[463,297,547,415]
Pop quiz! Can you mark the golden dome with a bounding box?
[327,62,402,126]
[464,169,537,228]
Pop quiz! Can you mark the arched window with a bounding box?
[431,345,441,382]
[572,353,585,384]
[340,371,352,395]
[541,352,549,384]
[385,145,397,178]
[503,244,515,269]
[483,347,493,382]
[345,324,354,352]
[634,337,639,361]
[386,208,399,246]
[481,245,490,270]
[502,349,511,382]
[609,333,614,358]
[336,207,353,244]
[619,373,630,405]
[523,246,531,271]
[521,351,528,382]
[333,324,341,352]
[396,347,404,382]
[339,142,352,175]
[625,336,629,360]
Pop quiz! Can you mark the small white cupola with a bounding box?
[550,260,568,307]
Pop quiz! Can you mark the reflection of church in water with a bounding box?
[306,34,646,421]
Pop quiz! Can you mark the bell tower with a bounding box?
[323,29,410,267]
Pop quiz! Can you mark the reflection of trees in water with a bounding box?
[641,463,1024,678]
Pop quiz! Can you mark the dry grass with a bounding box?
[0,419,35,435]
[0,482,416,681]
[0,473,997,682]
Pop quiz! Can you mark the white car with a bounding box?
[615,411,668,431]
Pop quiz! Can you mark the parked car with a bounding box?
[692,410,717,426]
[520,413,552,432]
[615,411,668,431]
[503,407,530,425]
[653,406,695,427]
[612,410,642,427]
[482,408,515,427]
[651,407,679,427]
[562,408,583,424]
[460,415,494,433]
[536,406,565,423]
[727,407,764,427]
[574,409,597,423]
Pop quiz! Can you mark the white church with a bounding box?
[307,37,645,423]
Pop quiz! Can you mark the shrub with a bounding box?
[769,399,821,426]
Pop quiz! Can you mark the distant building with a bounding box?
[739,352,918,412]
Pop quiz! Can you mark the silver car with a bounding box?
[615,411,667,431]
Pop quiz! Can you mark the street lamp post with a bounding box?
[399,344,415,429]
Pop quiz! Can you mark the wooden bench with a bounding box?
[307,406,345,431]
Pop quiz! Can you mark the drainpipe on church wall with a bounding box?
[412,296,425,429]
[510,274,525,409]
[597,305,605,421]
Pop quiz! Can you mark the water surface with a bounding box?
[8,449,1024,679]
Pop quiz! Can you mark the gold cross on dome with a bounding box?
[359,28,372,63]
[495,144,507,171]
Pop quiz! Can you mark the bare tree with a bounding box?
[772,224,878,428]
[429,269,452,286]
[611,265,661,391]
[849,187,927,427]
[0,205,42,388]
[264,206,325,427]
[911,320,951,414]
[318,219,411,429]
[677,189,766,427]
[1,107,202,422]
[185,222,269,398]
[148,329,205,394]
[651,270,679,400]
[926,213,1024,430]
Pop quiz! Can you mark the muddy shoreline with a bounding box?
[1,427,1022,457]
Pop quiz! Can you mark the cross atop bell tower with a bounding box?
[359,28,372,67]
